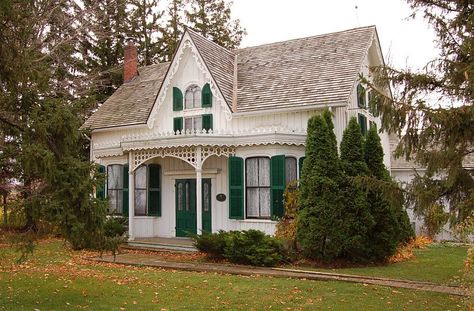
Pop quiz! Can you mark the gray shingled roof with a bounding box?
[236,26,375,112]
[188,29,235,108]
[81,63,169,130]
[83,26,376,130]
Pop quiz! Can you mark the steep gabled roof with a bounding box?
[83,26,377,130]
[81,63,169,130]
[235,26,375,112]
[187,29,235,109]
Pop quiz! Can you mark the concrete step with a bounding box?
[125,240,198,252]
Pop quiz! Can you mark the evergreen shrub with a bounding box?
[193,230,285,267]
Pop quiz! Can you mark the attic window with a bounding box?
[185,84,201,109]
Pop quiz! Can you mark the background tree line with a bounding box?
[0,0,244,251]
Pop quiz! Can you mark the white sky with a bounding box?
[232,0,438,71]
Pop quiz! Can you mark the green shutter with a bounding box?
[358,113,367,135]
[298,157,306,180]
[202,114,213,132]
[270,155,286,218]
[201,83,212,107]
[122,165,129,216]
[97,165,106,199]
[173,87,183,111]
[148,164,161,216]
[357,84,366,108]
[173,117,183,133]
[228,156,244,219]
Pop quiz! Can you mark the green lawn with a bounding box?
[0,240,469,310]
[291,244,469,285]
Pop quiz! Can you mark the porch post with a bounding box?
[196,146,203,234]
[128,151,135,241]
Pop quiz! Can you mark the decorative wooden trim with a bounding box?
[129,145,236,172]
[147,35,232,129]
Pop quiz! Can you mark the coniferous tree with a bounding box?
[367,0,474,234]
[0,0,107,250]
[128,0,164,66]
[341,118,369,176]
[297,115,347,261]
[364,125,414,260]
[79,0,129,106]
[161,0,185,62]
[186,0,245,49]
[339,117,374,261]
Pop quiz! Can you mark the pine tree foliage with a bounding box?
[128,0,164,66]
[161,0,185,62]
[0,0,107,249]
[298,112,373,261]
[341,117,369,176]
[364,125,414,259]
[186,0,245,50]
[297,114,348,261]
[339,117,375,261]
[78,0,129,106]
[365,0,474,233]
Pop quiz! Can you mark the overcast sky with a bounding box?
[232,0,437,71]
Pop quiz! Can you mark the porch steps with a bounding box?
[125,238,198,252]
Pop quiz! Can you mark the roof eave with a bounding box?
[232,101,347,117]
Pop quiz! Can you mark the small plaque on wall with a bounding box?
[216,193,226,202]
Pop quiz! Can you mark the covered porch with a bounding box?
[125,145,235,240]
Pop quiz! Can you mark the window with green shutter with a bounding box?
[173,117,183,133]
[107,164,124,214]
[148,164,161,216]
[97,165,106,200]
[202,114,213,132]
[173,87,183,111]
[358,113,368,135]
[271,155,286,218]
[228,156,244,219]
[201,83,212,107]
[357,84,366,108]
[123,165,129,216]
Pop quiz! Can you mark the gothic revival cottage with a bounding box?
[82,26,391,242]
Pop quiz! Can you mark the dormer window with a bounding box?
[185,85,201,109]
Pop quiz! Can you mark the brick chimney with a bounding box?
[123,39,138,83]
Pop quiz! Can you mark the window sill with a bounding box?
[133,215,160,219]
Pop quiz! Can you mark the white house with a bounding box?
[82,26,391,241]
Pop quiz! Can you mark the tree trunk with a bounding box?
[2,194,6,226]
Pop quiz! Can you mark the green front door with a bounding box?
[175,179,197,237]
[175,179,212,237]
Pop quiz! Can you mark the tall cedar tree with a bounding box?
[186,0,245,50]
[128,0,164,66]
[79,0,128,107]
[0,0,107,250]
[339,117,374,262]
[297,114,348,261]
[366,0,474,235]
[161,0,185,62]
[364,125,414,260]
